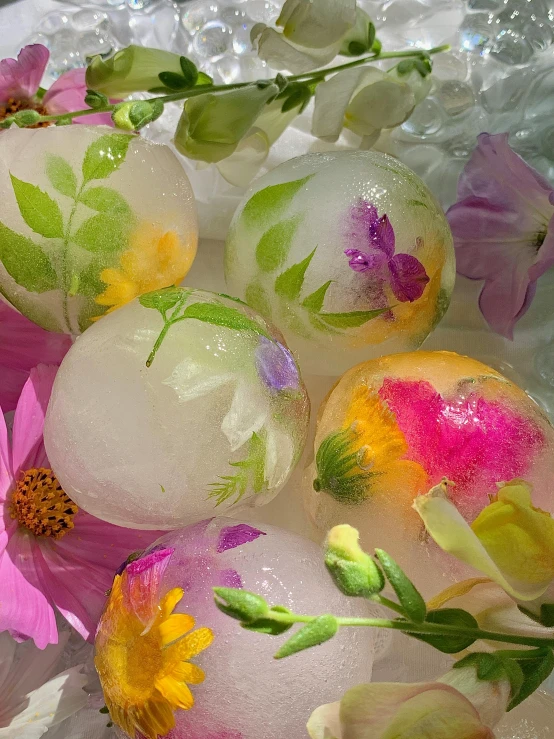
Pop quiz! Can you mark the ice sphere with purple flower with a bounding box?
[225,151,455,375]
[44,288,309,529]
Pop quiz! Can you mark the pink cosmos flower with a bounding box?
[0,364,162,649]
[0,301,71,412]
[0,44,114,125]
[447,132,554,339]
[344,200,429,306]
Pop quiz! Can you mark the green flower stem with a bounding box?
[266,610,554,650]
[145,291,189,367]
[31,44,450,128]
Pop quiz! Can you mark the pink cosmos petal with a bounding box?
[388,253,429,303]
[0,401,13,501]
[0,528,58,648]
[216,523,266,553]
[11,365,57,476]
[124,547,175,624]
[44,67,116,126]
[0,44,49,102]
[0,302,70,412]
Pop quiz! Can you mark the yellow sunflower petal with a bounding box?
[172,661,206,685]
[159,613,195,647]
[134,698,176,739]
[155,674,195,710]
[177,627,214,660]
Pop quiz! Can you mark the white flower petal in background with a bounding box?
[345,76,415,135]
[252,25,340,74]
[264,425,295,489]
[0,632,87,739]
[277,0,356,49]
[164,358,233,402]
[312,67,384,141]
[221,380,268,451]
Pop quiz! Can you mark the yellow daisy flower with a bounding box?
[95,223,196,315]
[314,384,427,505]
[95,573,213,739]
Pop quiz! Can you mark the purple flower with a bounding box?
[447,132,554,339]
[344,200,429,303]
[255,337,300,393]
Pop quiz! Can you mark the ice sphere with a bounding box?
[225,151,455,375]
[0,126,197,334]
[44,289,310,529]
[303,351,554,593]
[95,518,377,739]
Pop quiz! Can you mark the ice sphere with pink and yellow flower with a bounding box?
[94,518,377,739]
[0,125,197,334]
[303,351,554,593]
[225,151,455,375]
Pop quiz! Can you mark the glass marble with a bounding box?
[96,518,377,739]
[44,289,310,529]
[225,151,455,376]
[0,126,197,335]
[303,351,554,593]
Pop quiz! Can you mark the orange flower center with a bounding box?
[10,467,78,539]
[0,97,51,127]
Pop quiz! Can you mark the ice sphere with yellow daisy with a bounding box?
[225,151,455,375]
[95,518,377,739]
[44,288,310,528]
[304,351,554,592]
[0,126,197,334]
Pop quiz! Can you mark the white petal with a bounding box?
[217,129,271,187]
[264,425,294,489]
[221,381,268,452]
[277,0,356,49]
[312,67,385,141]
[388,67,433,105]
[345,78,415,135]
[307,701,342,739]
[253,26,339,73]
[1,667,87,738]
[163,359,233,402]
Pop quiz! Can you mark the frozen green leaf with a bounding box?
[256,215,301,272]
[82,133,132,183]
[242,175,313,229]
[318,307,390,328]
[180,301,270,338]
[302,280,332,312]
[375,549,426,623]
[45,155,78,199]
[139,286,187,315]
[245,281,272,317]
[73,213,126,253]
[0,220,57,292]
[10,174,64,239]
[275,248,316,301]
[79,187,132,218]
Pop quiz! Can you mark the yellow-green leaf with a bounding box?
[45,155,77,199]
[82,133,132,183]
[242,175,312,229]
[0,220,57,292]
[10,174,64,239]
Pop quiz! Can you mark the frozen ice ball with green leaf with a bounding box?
[0,126,197,334]
[225,151,455,375]
[44,287,310,529]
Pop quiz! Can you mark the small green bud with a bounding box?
[128,100,159,129]
[55,117,73,126]
[325,525,384,597]
[111,102,136,131]
[213,586,268,623]
[397,60,415,76]
[13,109,41,126]
[0,117,14,129]
[372,38,382,54]
[274,615,338,659]
[84,89,109,109]
[275,73,288,92]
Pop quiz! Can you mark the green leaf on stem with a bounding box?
[82,133,132,183]
[45,155,78,199]
[73,214,126,254]
[518,603,554,628]
[241,175,313,229]
[209,431,267,505]
[180,56,199,86]
[139,286,186,315]
[10,174,64,239]
[317,307,391,328]
[274,615,338,659]
[158,71,191,90]
[245,280,272,317]
[179,302,270,338]
[275,248,316,301]
[375,549,426,623]
[415,608,478,653]
[0,220,57,292]
[243,607,293,636]
[256,215,301,272]
[508,648,554,710]
[79,187,132,218]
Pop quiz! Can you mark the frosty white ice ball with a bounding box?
[0,126,197,334]
[225,151,455,375]
[95,518,377,739]
[44,288,309,528]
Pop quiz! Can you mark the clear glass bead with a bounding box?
[41,11,71,34]
[232,22,254,54]
[181,1,220,34]
[79,30,115,58]
[437,80,475,116]
[248,0,280,23]
[459,12,494,53]
[402,99,445,137]
[221,5,248,24]
[215,55,241,83]
[71,9,108,32]
[192,20,233,59]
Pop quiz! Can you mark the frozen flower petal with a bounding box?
[388,253,430,302]
[255,337,300,393]
[221,380,268,451]
[123,547,175,625]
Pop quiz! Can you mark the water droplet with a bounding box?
[181,1,220,35]
[437,80,475,116]
[192,20,233,59]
